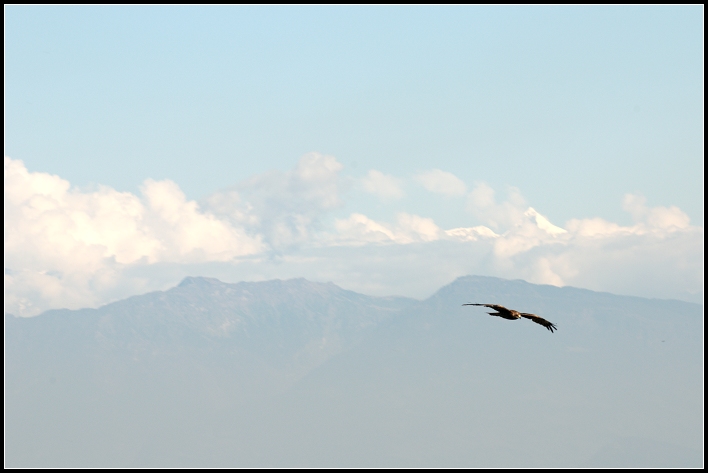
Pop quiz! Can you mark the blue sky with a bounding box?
[5,6,704,315]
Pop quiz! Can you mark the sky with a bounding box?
[4,6,704,316]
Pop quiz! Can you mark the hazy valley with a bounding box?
[5,275,703,467]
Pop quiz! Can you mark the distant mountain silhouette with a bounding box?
[7,277,416,374]
[5,275,703,467]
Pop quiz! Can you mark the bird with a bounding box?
[463,303,557,333]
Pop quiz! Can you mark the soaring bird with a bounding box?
[463,303,557,333]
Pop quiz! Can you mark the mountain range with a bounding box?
[5,275,703,467]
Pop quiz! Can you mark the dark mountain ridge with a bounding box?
[5,275,703,467]
[7,276,416,367]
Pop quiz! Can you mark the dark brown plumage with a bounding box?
[462,303,557,333]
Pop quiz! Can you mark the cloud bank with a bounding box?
[360,170,405,200]
[5,155,703,316]
[415,169,467,196]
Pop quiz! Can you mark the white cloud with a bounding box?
[622,193,691,230]
[204,152,344,249]
[333,213,397,245]
[464,190,703,300]
[415,169,467,196]
[332,212,440,245]
[563,217,625,237]
[4,156,264,316]
[466,183,528,230]
[5,156,703,316]
[396,213,441,242]
[445,226,499,241]
[360,170,405,200]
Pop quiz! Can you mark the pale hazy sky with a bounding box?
[5,6,704,315]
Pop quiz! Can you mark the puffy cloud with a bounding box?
[139,179,264,262]
[4,158,263,266]
[563,218,625,237]
[464,182,568,263]
[396,213,441,242]
[566,193,693,238]
[491,208,568,261]
[536,224,703,301]
[415,169,467,196]
[622,193,691,230]
[360,170,405,200]
[467,183,528,230]
[333,212,441,245]
[5,155,703,316]
[465,190,703,300]
[333,213,397,245]
[204,152,344,249]
[445,226,499,241]
[4,157,264,316]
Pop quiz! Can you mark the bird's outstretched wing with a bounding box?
[462,303,510,313]
[520,313,557,333]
